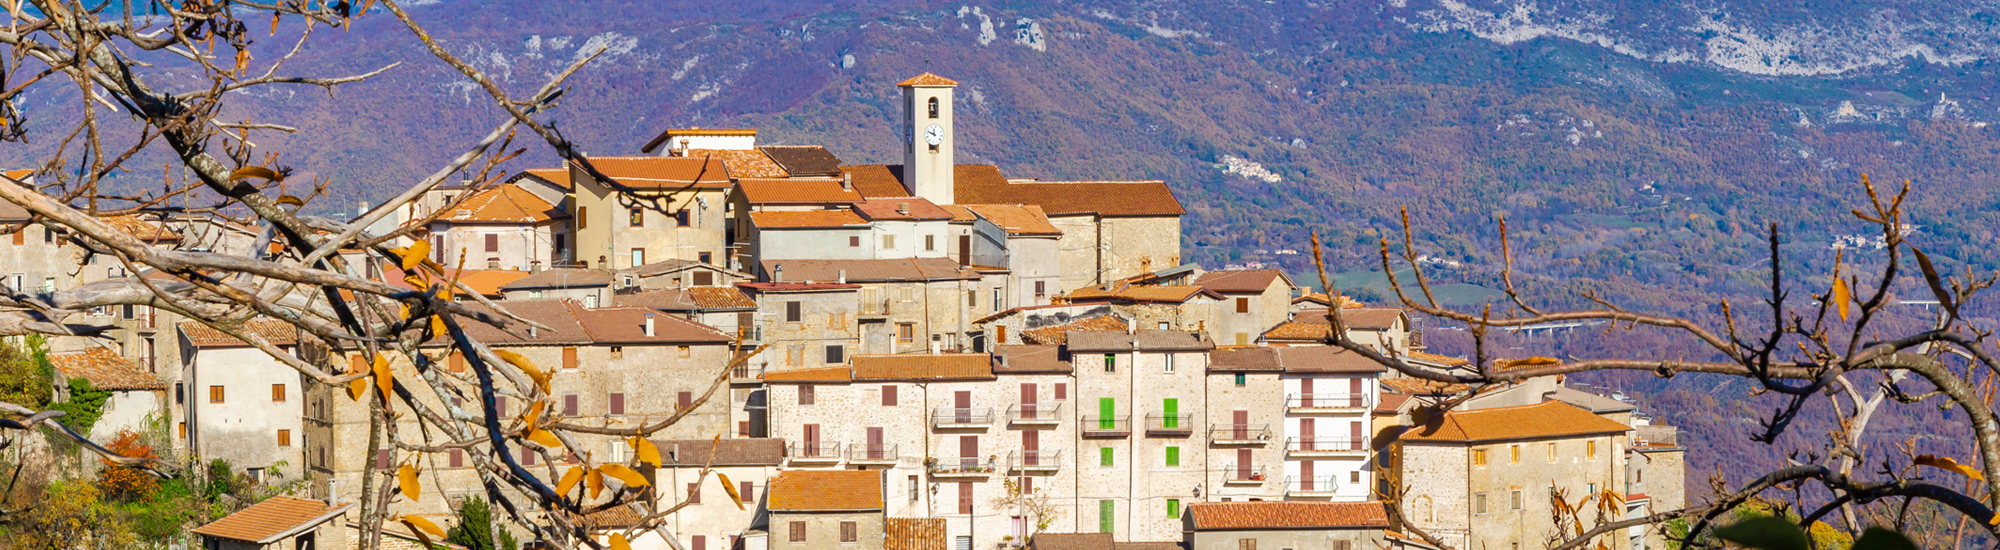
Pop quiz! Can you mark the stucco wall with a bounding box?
[430,221,557,271]
[185,345,305,479]
[769,511,886,550]
[1188,528,1386,550]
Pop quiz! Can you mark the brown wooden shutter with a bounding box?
[450,449,463,468]
[789,522,806,542]
[694,271,714,286]
[692,536,706,550]
[786,301,801,322]
[687,482,700,504]
[740,481,754,503]
[1236,297,1249,313]
[678,391,692,410]
[563,394,578,416]
[800,385,815,405]
[485,233,499,252]
[563,347,578,370]
[609,393,625,415]
[841,522,858,542]
[1054,383,1066,400]
[1233,410,1250,439]
[495,396,508,416]
[882,384,897,406]
[448,352,465,373]
[521,447,536,465]
[10,231,20,245]
[958,482,974,514]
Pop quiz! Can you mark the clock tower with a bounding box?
[898,73,957,205]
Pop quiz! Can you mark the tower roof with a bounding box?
[897,73,959,87]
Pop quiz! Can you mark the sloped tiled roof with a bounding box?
[101,214,180,243]
[768,470,882,511]
[688,148,788,178]
[955,163,1184,217]
[1066,330,1215,352]
[193,496,353,543]
[836,165,911,198]
[427,299,593,346]
[737,282,862,293]
[749,210,869,229]
[898,73,959,87]
[385,267,532,298]
[1375,393,1412,415]
[514,168,572,190]
[1186,501,1390,530]
[1067,284,1217,304]
[652,438,786,466]
[854,197,954,221]
[888,518,948,550]
[1195,269,1290,294]
[965,204,1062,236]
[1265,308,1408,341]
[1208,347,1284,372]
[1295,292,1367,308]
[1021,315,1129,346]
[49,347,163,390]
[577,157,731,190]
[619,258,744,279]
[1381,377,1472,395]
[1400,401,1630,443]
[762,366,854,383]
[441,184,564,224]
[937,204,978,222]
[992,345,1071,374]
[497,268,612,291]
[1271,346,1390,373]
[612,287,758,311]
[179,319,299,348]
[567,303,733,344]
[852,354,994,381]
[760,258,980,283]
[758,146,844,177]
[737,178,861,205]
[1405,350,1471,367]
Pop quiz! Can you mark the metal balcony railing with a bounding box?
[1223,465,1267,484]
[729,364,765,382]
[860,299,891,317]
[1285,475,1340,496]
[928,456,997,477]
[1007,402,1064,425]
[786,441,843,463]
[1008,450,1062,473]
[1080,415,1132,438]
[1207,424,1272,445]
[1144,414,1194,437]
[1284,437,1367,455]
[848,444,899,464]
[931,407,995,429]
[1285,393,1370,412]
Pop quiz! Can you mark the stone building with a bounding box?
[768,470,887,550]
[499,268,612,305]
[192,495,353,550]
[569,156,732,270]
[1065,329,1215,542]
[1396,401,1634,550]
[618,258,753,290]
[421,181,570,272]
[1192,269,1297,347]
[756,258,984,354]
[1182,501,1397,550]
[48,346,167,441]
[178,319,305,481]
[962,204,1064,310]
[630,438,788,550]
[1263,307,1412,351]
[737,281,863,378]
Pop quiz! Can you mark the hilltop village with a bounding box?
[3,74,1683,550]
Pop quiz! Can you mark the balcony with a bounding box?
[1080,415,1132,438]
[1008,450,1062,474]
[1285,475,1341,497]
[786,441,843,465]
[1144,414,1194,438]
[1286,393,1370,413]
[1007,402,1064,427]
[1222,465,1268,486]
[729,364,764,383]
[1285,437,1367,458]
[848,444,899,465]
[1208,424,1272,446]
[859,299,891,319]
[931,407,995,429]
[928,456,996,478]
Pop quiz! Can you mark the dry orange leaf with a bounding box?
[599,463,649,488]
[372,352,394,399]
[1916,455,1985,481]
[587,467,605,499]
[402,241,431,270]
[718,472,743,511]
[518,400,545,430]
[397,516,444,549]
[397,463,421,501]
[527,429,562,449]
[556,465,586,497]
[494,349,551,394]
[609,533,631,550]
[630,437,661,467]
[431,315,448,338]
[228,166,283,182]
[1833,278,1852,322]
[347,356,368,402]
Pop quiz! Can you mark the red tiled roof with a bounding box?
[738,178,861,205]
[440,184,564,224]
[851,354,994,381]
[836,165,910,198]
[737,282,862,292]
[514,168,571,190]
[383,267,532,298]
[1067,284,1217,304]
[566,303,733,344]
[937,204,978,222]
[1381,377,1472,395]
[897,73,959,87]
[964,204,1062,236]
[179,319,298,348]
[577,157,730,190]
[758,146,845,177]
[651,438,787,466]
[101,214,180,243]
[854,197,955,221]
[1265,308,1408,341]
[992,345,1071,374]
[1405,350,1471,367]
[689,149,788,179]
[193,496,353,543]
[749,210,869,229]
[768,470,883,511]
[762,366,853,383]
[888,518,948,550]
[612,287,758,310]
[1021,315,1129,345]
[1375,393,1412,415]
[49,347,164,390]
[1195,269,1290,294]
[1400,401,1631,443]
[956,164,1183,217]
[1186,501,1390,530]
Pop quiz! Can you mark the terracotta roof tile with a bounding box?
[425,299,593,346]
[1021,315,1129,345]
[759,258,980,283]
[651,438,786,466]
[577,157,730,190]
[580,505,646,529]
[992,345,1071,374]
[567,303,733,344]
[1400,401,1630,443]
[384,266,532,297]
[762,366,854,383]
[1195,269,1291,294]
[938,204,978,222]
[1067,284,1217,304]
[737,282,862,293]
[964,204,1062,236]
[749,210,869,229]
[897,73,959,87]
[854,197,955,221]
[498,268,612,291]
[612,287,758,310]
[1186,501,1390,530]
[1405,350,1470,367]
[440,184,564,224]
[1375,393,1412,415]
[1067,330,1215,352]
[887,518,948,550]
[738,178,862,205]
[837,165,911,198]
[1270,346,1389,374]
[194,496,353,543]
[759,146,845,177]
[1208,347,1283,372]
[1286,308,1406,330]
[688,149,788,179]
[49,347,164,390]
[179,319,298,348]
[618,258,745,279]
[1294,292,1366,308]
[768,470,882,511]
[851,354,995,381]
[956,165,1184,217]
[1380,377,1471,395]
[514,168,571,190]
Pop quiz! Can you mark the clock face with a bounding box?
[924,124,944,146]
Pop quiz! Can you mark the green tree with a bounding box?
[446,497,519,550]
[0,335,51,409]
[48,377,112,435]
[8,480,136,550]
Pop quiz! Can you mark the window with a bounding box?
[1054,383,1066,400]
[1475,493,1488,514]
[678,391,692,410]
[882,385,898,406]
[849,235,860,247]
[450,449,464,468]
[995,325,1007,344]
[958,482,974,514]
[908,475,920,502]
[1511,490,1524,510]
[630,248,645,267]
[1548,443,1558,462]
[826,345,845,364]
[1588,482,1598,495]
[740,481,755,503]
[800,385,816,405]
[1034,281,1046,298]
[840,521,858,543]
[629,207,644,227]
[1238,540,1256,550]
[609,392,625,415]
[376,449,393,469]
[897,323,916,345]
[1165,446,1180,467]
[611,346,624,359]
[675,209,691,227]
[1099,500,1115,533]
[693,536,706,550]
[785,301,802,323]
[789,521,806,543]
[563,394,579,416]
[882,235,895,249]
[1099,447,1114,467]
[577,207,588,229]
[178,422,186,439]
[1103,354,1116,372]
[698,252,713,266]
[1510,444,1520,464]
[276,429,291,446]
[1167,499,1181,518]
[1163,354,1175,373]
[925,235,936,251]
[209,385,225,403]
[1473,449,1487,466]
[271,384,286,402]
[687,482,701,504]
[562,347,579,370]
[1587,440,1598,459]
[928,97,939,118]
[1236,297,1250,313]
[485,233,500,252]
[967,290,977,308]
[678,345,691,358]
[1352,471,1361,483]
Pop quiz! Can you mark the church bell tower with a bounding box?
[898,73,958,205]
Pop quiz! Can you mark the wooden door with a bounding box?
[1302,460,1316,490]
[1350,421,1364,451]
[1235,449,1252,480]
[1232,410,1249,439]
[958,235,971,266]
[1349,377,1363,407]
[959,436,978,468]
[867,427,885,459]
[1300,378,1314,407]
[803,424,821,455]
[1301,418,1316,450]
[955,391,972,423]
[1020,384,1037,418]
[1022,430,1040,466]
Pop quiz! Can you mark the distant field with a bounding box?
[1292,269,1503,307]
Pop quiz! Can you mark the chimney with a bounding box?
[527,326,538,339]
[674,140,689,157]
[1126,317,1137,335]
[644,313,656,337]
[327,479,340,505]
[837,269,847,284]
[897,202,911,215]
[774,264,784,282]
[841,172,853,192]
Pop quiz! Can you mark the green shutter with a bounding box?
[1163,398,1179,429]
[1165,446,1180,467]
[1167,499,1180,518]
[1234,373,1246,386]
[1100,447,1114,467]
[1099,500,1115,533]
[1104,353,1116,372]
[1099,398,1116,430]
